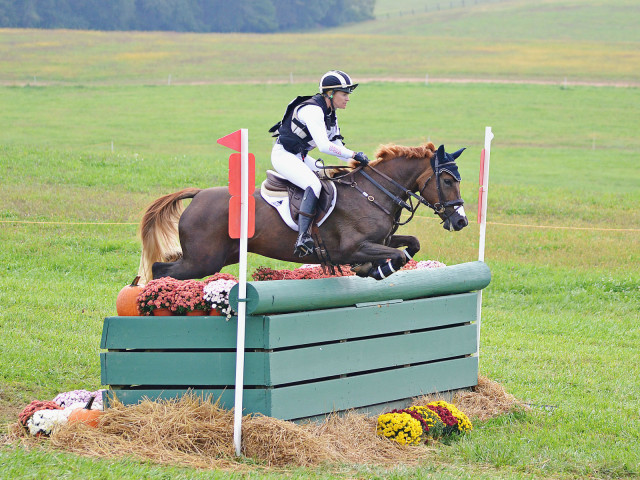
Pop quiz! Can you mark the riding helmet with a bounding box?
[319,70,358,94]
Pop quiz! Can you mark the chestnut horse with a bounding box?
[137,142,468,282]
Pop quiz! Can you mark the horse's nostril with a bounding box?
[457,218,468,229]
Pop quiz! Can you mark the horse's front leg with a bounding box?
[349,240,412,280]
[387,235,420,259]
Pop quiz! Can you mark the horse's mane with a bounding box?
[373,142,436,165]
[326,142,436,177]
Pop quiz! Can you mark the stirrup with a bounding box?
[294,235,314,257]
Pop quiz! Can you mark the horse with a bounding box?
[137,142,468,283]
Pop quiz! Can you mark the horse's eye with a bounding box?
[444,179,453,187]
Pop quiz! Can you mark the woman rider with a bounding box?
[269,70,370,257]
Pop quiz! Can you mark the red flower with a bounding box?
[426,404,458,427]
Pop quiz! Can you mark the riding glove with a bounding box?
[354,152,370,166]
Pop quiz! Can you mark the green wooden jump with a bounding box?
[101,261,491,420]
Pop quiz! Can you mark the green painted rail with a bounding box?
[230,261,490,314]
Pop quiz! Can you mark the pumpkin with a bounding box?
[116,275,143,316]
[68,396,103,428]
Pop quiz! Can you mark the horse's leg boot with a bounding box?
[294,187,318,257]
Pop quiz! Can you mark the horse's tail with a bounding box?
[137,188,203,284]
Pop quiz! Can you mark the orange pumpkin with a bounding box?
[116,275,143,316]
[68,396,103,428]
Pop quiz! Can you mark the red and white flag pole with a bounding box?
[217,128,255,457]
[476,126,493,362]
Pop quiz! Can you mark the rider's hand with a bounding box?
[353,152,369,166]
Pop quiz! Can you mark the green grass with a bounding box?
[1,2,640,477]
[369,0,640,43]
[1,80,639,479]
[1,0,639,85]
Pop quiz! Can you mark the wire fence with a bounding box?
[2,217,638,233]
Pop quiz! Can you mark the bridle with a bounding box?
[322,153,464,228]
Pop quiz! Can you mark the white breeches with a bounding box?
[271,143,322,198]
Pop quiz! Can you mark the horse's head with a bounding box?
[419,145,468,231]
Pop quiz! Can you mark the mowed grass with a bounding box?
[1,78,639,479]
[1,0,639,85]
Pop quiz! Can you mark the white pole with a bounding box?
[233,128,250,457]
[476,126,493,362]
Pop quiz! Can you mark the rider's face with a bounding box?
[331,91,350,109]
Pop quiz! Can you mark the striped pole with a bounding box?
[476,126,493,362]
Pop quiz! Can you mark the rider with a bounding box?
[269,70,370,257]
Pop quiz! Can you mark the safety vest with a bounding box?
[269,94,343,156]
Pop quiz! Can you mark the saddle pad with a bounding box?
[261,171,337,231]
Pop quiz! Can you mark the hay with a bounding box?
[410,376,525,422]
[50,394,239,470]
[453,375,526,421]
[308,410,430,465]
[43,394,430,470]
[7,377,522,471]
[242,414,335,467]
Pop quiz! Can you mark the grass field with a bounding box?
[1,1,640,478]
[1,0,639,86]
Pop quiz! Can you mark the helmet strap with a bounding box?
[323,91,335,111]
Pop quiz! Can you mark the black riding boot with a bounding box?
[294,187,318,257]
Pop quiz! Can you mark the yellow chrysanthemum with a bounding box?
[376,412,423,445]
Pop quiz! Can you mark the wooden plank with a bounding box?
[100,293,476,350]
[104,357,478,420]
[266,324,477,385]
[101,351,268,386]
[104,388,269,414]
[101,324,476,387]
[268,356,479,420]
[263,292,478,349]
[101,316,266,350]
[231,261,491,314]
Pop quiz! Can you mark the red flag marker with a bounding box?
[217,129,242,152]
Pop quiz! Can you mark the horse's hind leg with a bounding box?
[152,252,227,280]
[152,233,233,280]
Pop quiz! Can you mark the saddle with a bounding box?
[260,170,337,231]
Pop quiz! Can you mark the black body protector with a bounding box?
[269,94,344,157]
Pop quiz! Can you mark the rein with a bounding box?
[317,156,464,227]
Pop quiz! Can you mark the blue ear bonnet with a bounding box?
[431,146,465,181]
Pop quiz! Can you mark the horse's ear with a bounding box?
[451,147,466,159]
[432,144,445,170]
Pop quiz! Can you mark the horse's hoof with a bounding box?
[351,263,372,278]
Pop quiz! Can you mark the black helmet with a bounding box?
[319,70,358,94]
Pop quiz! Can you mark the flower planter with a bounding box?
[186,310,208,316]
[152,308,173,316]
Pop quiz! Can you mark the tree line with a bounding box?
[0,0,375,32]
